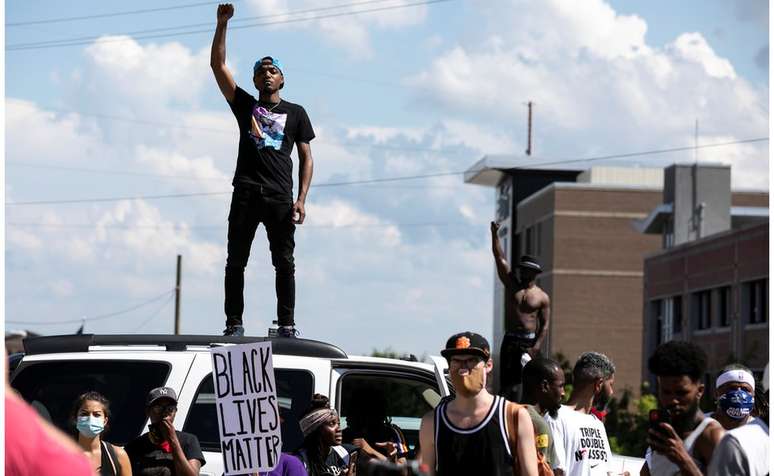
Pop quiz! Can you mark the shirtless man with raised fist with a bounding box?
[491,221,551,400]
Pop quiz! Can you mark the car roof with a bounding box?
[22,334,348,359]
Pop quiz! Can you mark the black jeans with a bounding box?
[224,185,295,327]
[499,332,535,400]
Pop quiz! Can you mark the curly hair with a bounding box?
[648,341,707,382]
[573,352,616,386]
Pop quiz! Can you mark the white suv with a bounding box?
[11,334,452,476]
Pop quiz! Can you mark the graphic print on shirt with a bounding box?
[574,426,608,466]
[249,105,287,150]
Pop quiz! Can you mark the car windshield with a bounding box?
[11,360,171,445]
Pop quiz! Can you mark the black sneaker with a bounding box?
[223,325,244,337]
[276,326,299,338]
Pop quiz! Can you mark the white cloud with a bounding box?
[409,0,768,189]
[244,0,428,58]
[83,37,211,107]
[669,33,736,79]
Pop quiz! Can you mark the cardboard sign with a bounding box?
[211,342,282,475]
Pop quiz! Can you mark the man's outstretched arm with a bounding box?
[490,221,514,287]
[210,3,237,102]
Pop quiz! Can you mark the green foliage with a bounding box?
[552,352,573,402]
[370,347,419,362]
[604,386,657,457]
[371,347,401,359]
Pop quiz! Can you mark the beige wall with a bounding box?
[515,186,663,394]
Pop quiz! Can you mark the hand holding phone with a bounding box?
[648,408,670,434]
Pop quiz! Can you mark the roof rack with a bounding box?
[22,334,348,359]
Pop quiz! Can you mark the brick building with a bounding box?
[639,164,769,387]
[465,157,664,394]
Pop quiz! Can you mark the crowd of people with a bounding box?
[8,330,767,476]
[4,3,770,474]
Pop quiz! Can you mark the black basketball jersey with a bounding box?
[434,395,514,476]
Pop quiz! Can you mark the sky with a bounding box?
[4,0,770,358]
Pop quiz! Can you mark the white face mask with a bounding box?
[76,415,105,438]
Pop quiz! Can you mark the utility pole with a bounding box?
[174,254,182,335]
[525,101,533,156]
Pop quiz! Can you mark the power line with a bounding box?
[536,137,769,168]
[132,293,177,332]
[6,289,176,325]
[6,221,480,230]
[7,0,394,47]
[7,0,452,51]
[5,161,467,187]
[7,107,468,153]
[6,1,228,27]
[4,137,768,206]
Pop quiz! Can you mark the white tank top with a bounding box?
[646,417,714,475]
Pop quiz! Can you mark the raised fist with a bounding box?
[217,4,234,23]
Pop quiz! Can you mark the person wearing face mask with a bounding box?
[707,365,757,430]
[125,387,205,476]
[71,391,133,476]
[708,364,769,476]
[419,332,539,476]
[642,341,724,476]
[545,352,616,476]
[296,394,354,476]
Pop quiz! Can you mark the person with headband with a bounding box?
[211,3,316,338]
[708,364,769,476]
[296,394,354,476]
[708,364,757,431]
[71,391,132,476]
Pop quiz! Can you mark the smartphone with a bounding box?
[648,408,670,433]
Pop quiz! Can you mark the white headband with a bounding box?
[716,369,755,391]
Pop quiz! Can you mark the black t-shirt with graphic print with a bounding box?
[228,86,315,197]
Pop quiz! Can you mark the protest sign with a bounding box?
[211,341,282,475]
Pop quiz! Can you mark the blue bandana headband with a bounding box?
[254,56,283,76]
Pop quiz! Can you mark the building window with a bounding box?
[651,300,663,346]
[672,296,683,334]
[717,286,731,328]
[745,279,768,325]
[691,290,711,330]
[662,296,682,341]
[663,217,675,249]
[535,222,542,257]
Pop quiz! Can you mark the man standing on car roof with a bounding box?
[211,3,315,338]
